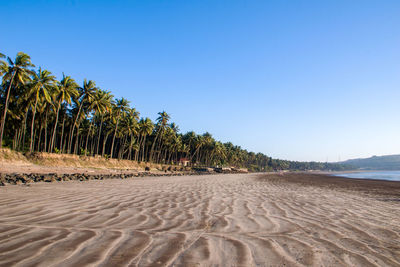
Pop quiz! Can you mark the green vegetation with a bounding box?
[340,155,400,170]
[0,51,353,171]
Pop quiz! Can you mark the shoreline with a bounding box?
[2,164,400,186]
[260,172,400,201]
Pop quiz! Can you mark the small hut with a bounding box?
[178,158,190,166]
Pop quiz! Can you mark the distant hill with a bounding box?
[340,154,400,170]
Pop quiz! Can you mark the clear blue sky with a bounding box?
[2,0,400,162]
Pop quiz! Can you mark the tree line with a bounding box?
[0,52,353,171]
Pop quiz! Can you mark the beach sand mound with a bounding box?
[0,149,185,174]
[0,148,31,163]
[25,152,143,170]
[0,173,399,266]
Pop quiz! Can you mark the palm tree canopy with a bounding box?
[0,53,7,77]
[2,52,35,86]
[29,67,56,103]
[139,117,154,135]
[113,97,130,118]
[156,111,170,126]
[78,79,98,105]
[91,89,113,115]
[56,73,79,105]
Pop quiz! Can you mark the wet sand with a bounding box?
[0,173,399,266]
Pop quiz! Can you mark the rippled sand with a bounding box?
[0,173,399,266]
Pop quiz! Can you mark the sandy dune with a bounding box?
[0,173,399,266]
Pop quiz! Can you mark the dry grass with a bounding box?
[0,148,31,165]
[0,149,184,172]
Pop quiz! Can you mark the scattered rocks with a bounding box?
[0,168,219,186]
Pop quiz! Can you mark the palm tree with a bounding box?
[192,134,206,164]
[121,107,139,159]
[182,131,197,162]
[138,117,154,162]
[0,53,7,77]
[28,68,56,152]
[149,111,170,162]
[110,98,130,158]
[68,79,97,153]
[91,89,113,155]
[0,52,35,148]
[49,74,78,152]
[83,89,113,156]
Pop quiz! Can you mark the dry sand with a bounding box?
[0,173,399,266]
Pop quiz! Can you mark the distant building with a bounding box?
[178,158,190,166]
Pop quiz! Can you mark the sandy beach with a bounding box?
[0,173,399,266]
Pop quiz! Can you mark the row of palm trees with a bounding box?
[0,52,352,171]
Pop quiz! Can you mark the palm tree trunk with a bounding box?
[136,134,141,161]
[74,127,80,154]
[110,116,120,158]
[96,115,104,155]
[68,102,83,153]
[29,95,39,152]
[128,134,133,160]
[193,145,202,164]
[0,71,16,148]
[149,130,160,162]
[79,134,84,152]
[16,128,21,150]
[67,122,73,153]
[134,134,141,161]
[60,114,66,153]
[37,124,43,151]
[91,136,95,155]
[44,111,48,152]
[16,127,22,150]
[21,108,29,151]
[102,132,110,157]
[119,135,127,159]
[13,129,18,150]
[85,119,93,155]
[50,100,61,153]
[141,135,147,162]
[60,114,68,153]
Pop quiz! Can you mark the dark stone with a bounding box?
[44,177,56,183]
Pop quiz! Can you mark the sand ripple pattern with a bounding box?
[0,174,399,266]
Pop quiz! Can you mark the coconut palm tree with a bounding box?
[0,53,7,77]
[91,89,113,155]
[68,79,97,153]
[28,68,56,152]
[110,98,130,158]
[120,107,139,159]
[149,111,170,162]
[0,52,35,148]
[83,89,113,156]
[138,117,154,162]
[49,74,78,152]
